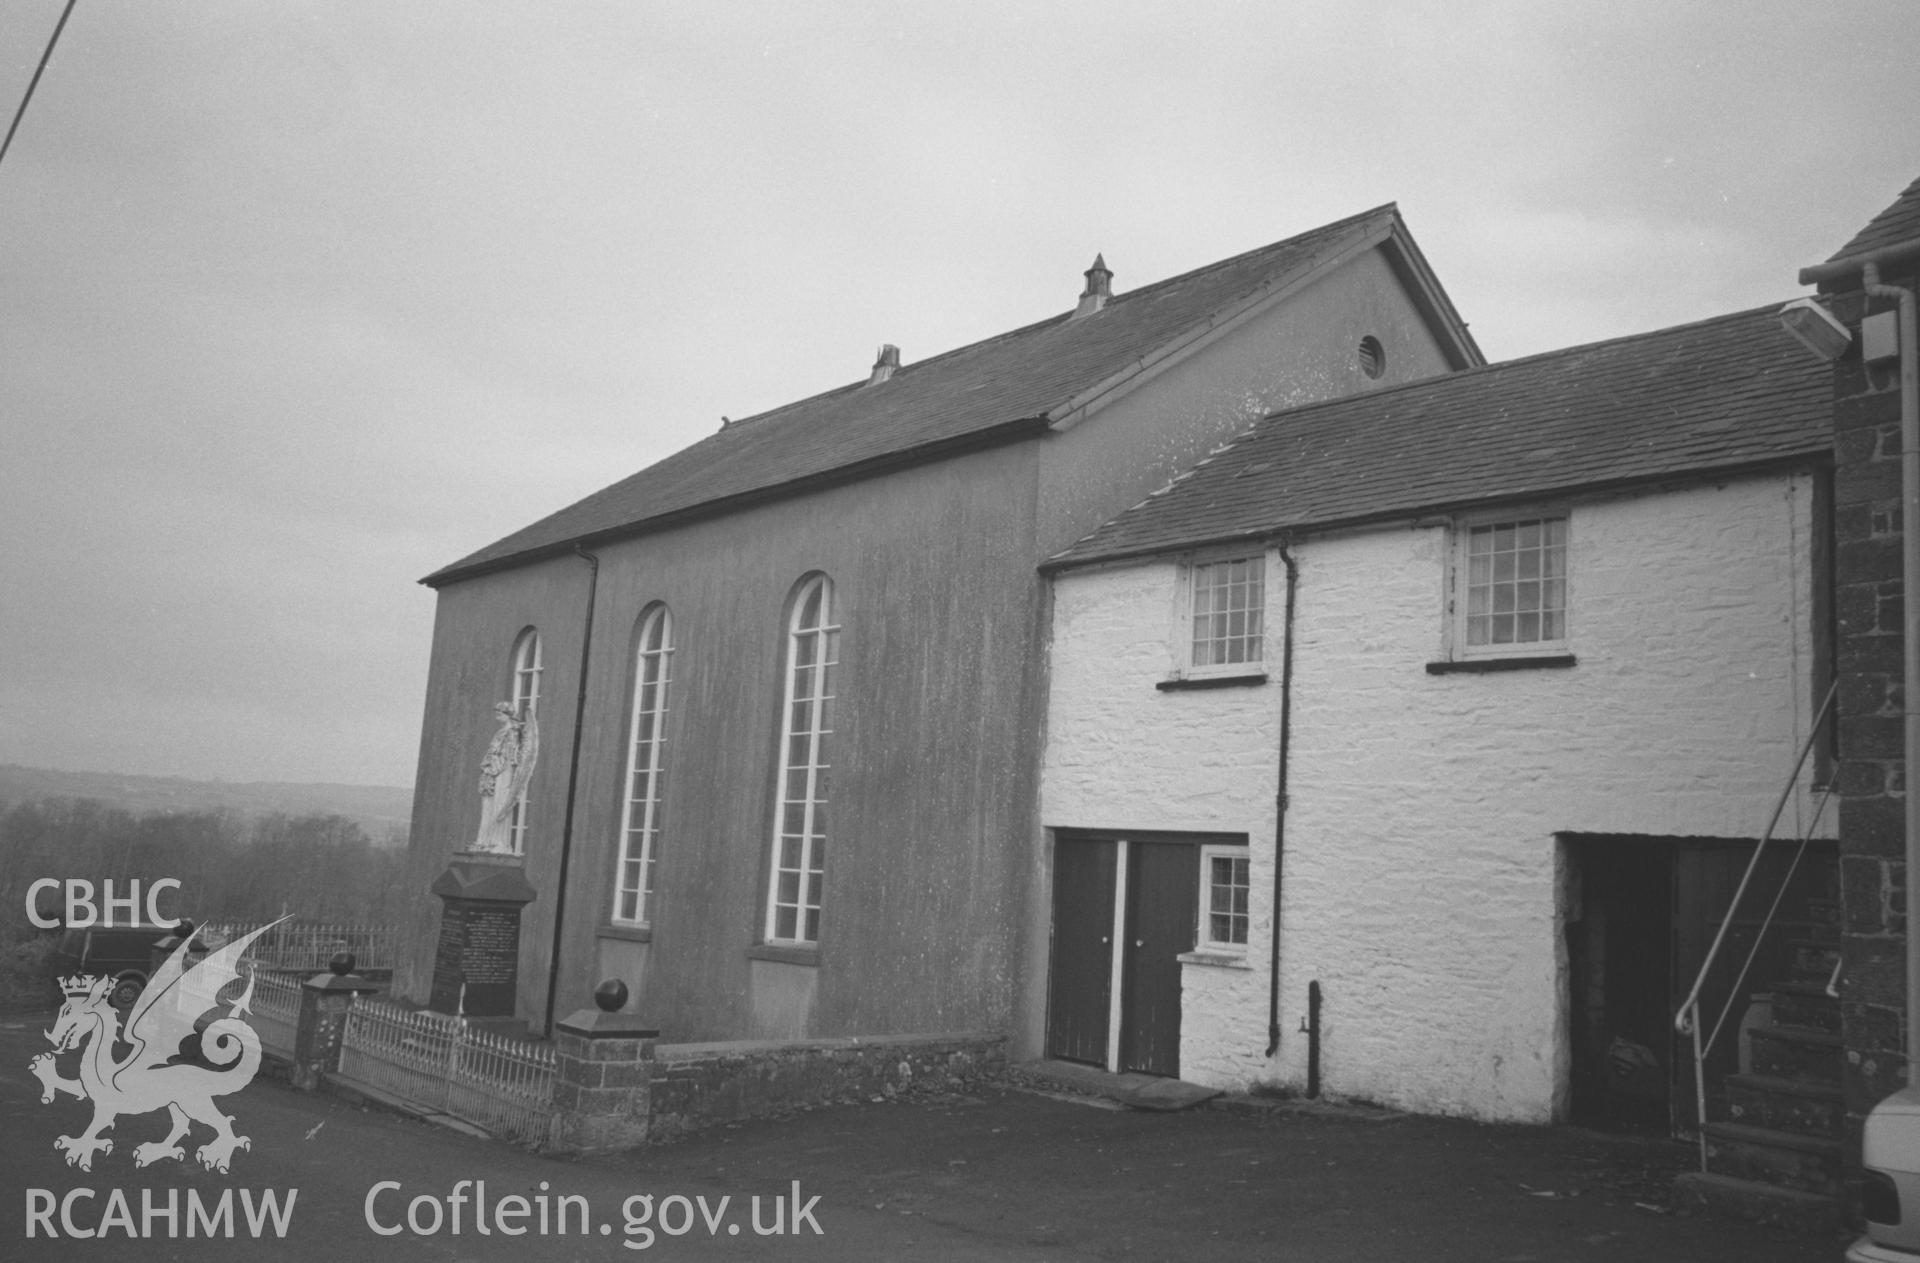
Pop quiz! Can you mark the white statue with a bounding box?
[470,701,538,855]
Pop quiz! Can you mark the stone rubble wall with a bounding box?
[646,1033,1006,1141]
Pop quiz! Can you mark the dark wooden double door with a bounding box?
[1046,835,1202,1078]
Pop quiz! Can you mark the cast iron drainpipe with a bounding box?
[1801,240,1920,1059]
[1265,541,1299,1057]
[543,545,600,1035]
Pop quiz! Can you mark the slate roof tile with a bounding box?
[1047,304,1831,569]
[1828,174,1920,262]
[427,203,1435,585]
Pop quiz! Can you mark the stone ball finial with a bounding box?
[329,951,356,977]
[594,978,629,1013]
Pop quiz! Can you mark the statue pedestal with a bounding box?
[428,855,536,1020]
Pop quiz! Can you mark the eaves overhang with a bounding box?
[422,206,1483,589]
[423,413,1051,589]
[1039,449,1832,577]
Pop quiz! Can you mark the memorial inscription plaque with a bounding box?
[429,898,523,1015]
[428,856,537,1020]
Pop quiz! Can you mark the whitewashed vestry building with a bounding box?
[1036,304,1836,1124]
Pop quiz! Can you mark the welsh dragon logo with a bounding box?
[29,919,287,1174]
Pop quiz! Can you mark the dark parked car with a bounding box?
[48,923,177,1011]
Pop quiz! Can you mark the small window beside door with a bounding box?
[1183,843,1253,965]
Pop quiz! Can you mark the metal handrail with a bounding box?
[1671,678,1837,1164]
[1702,787,1834,1057]
[1674,680,1836,1032]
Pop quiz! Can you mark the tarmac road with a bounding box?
[0,1013,1836,1261]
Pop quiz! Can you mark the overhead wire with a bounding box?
[0,0,79,173]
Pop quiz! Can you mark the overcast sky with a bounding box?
[3,1,1917,789]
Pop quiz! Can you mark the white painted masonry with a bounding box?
[1040,471,1831,1122]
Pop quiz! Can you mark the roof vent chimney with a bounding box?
[867,343,900,386]
[1073,254,1112,318]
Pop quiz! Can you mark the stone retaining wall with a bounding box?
[646,1033,1005,1141]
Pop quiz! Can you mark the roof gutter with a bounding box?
[1802,236,1920,1065]
[1799,239,1920,287]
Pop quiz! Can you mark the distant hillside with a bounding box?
[0,764,413,845]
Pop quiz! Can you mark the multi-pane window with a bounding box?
[1189,557,1265,670]
[765,575,838,946]
[1462,517,1568,649]
[1199,846,1250,951]
[613,606,672,926]
[508,629,542,855]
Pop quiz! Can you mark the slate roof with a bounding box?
[427,204,1476,586]
[1046,304,1832,571]
[1827,173,1920,262]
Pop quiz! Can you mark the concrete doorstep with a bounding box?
[1011,1058,1223,1111]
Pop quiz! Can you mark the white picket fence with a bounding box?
[335,999,555,1146]
[200,921,396,973]
[246,967,301,1058]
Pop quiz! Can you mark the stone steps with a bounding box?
[1701,1120,1843,1195]
[1719,1073,1844,1134]
[1781,937,1841,986]
[1748,1024,1842,1085]
[1673,1171,1842,1234]
[1758,975,1835,1021]
[1730,910,1837,936]
[1672,860,1846,1235]
[1761,983,1841,1035]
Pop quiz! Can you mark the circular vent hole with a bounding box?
[1359,336,1385,379]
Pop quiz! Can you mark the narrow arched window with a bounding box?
[508,628,542,854]
[764,575,837,946]
[613,605,672,926]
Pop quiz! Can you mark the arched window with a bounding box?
[507,628,542,854]
[765,575,837,946]
[613,605,672,926]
